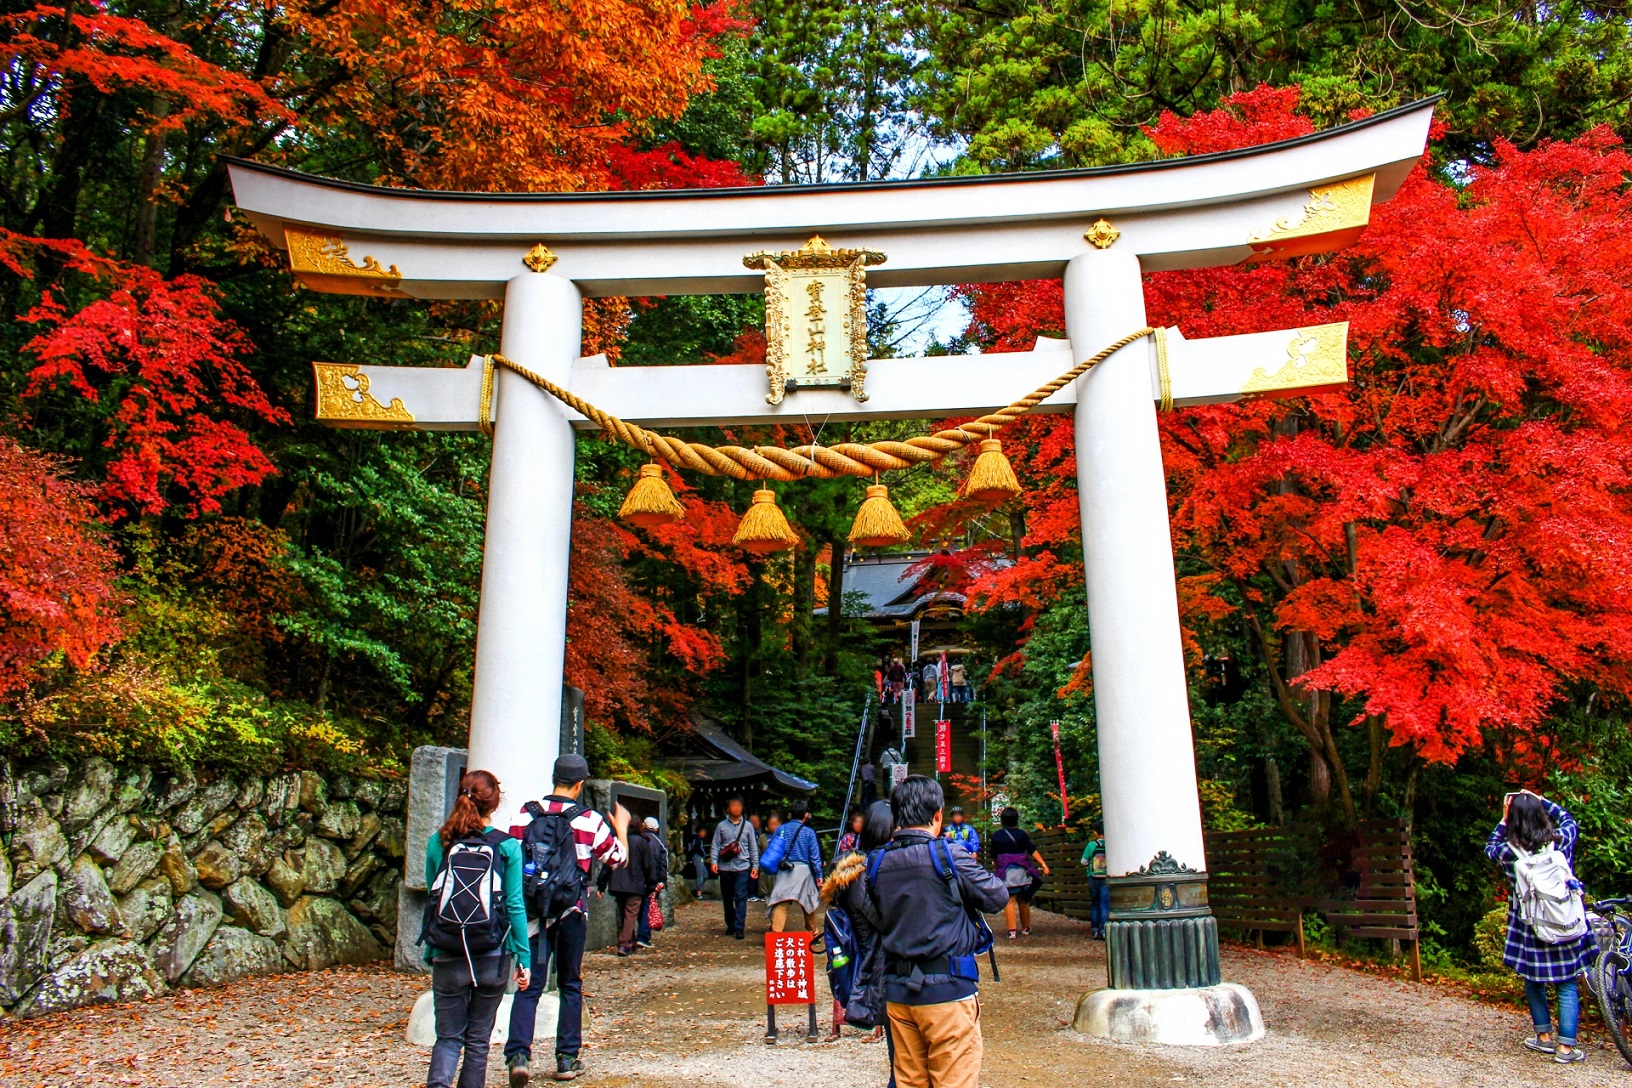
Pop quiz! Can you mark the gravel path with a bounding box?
[1,900,1626,1087]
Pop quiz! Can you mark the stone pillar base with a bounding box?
[406,988,559,1047]
[1073,982,1264,1046]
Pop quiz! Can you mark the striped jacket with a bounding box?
[510,795,627,923]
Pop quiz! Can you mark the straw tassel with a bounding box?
[733,489,799,554]
[849,483,911,548]
[961,439,1022,503]
[619,463,686,529]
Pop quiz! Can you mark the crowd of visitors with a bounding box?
[417,748,1126,1088]
[417,743,1600,1088]
[875,655,976,705]
[678,783,1064,1087]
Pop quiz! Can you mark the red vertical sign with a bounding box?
[765,932,815,1005]
[1051,720,1070,824]
[935,719,952,772]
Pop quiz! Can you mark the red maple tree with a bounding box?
[565,488,745,731]
[21,265,291,517]
[948,87,1632,821]
[0,438,121,694]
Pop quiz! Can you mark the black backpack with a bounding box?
[421,828,512,974]
[865,837,995,984]
[520,800,587,923]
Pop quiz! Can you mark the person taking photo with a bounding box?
[871,776,1009,1088]
[1486,789,1593,1065]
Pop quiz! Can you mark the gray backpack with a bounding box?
[1511,842,1587,944]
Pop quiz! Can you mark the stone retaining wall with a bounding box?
[0,757,404,1017]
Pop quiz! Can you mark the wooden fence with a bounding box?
[1321,817,1422,980]
[1205,826,1308,955]
[1000,819,1421,979]
[1028,827,1098,922]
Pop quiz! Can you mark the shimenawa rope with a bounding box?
[478,326,1168,478]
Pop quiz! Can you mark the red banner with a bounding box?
[1051,720,1070,824]
[764,932,815,1005]
[935,719,952,773]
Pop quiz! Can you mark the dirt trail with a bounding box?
[1,900,1625,1087]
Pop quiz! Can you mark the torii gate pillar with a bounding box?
[466,271,581,819]
[1067,252,1262,1042]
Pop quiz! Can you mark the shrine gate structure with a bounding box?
[228,98,1435,1046]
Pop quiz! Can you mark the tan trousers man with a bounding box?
[769,901,825,936]
[886,997,982,1088]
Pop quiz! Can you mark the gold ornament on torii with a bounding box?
[744,236,885,405]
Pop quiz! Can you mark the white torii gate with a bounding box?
[229,98,1433,1045]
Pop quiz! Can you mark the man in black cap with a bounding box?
[505,753,631,1084]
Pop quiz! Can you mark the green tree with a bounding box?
[746,0,930,181]
[912,0,1632,170]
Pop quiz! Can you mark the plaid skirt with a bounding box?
[1502,902,1594,983]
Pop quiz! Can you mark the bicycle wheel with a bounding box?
[1599,951,1632,1069]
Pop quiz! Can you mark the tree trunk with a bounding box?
[1308,749,1332,805]
[1402,757,1421,827]
[1363,715,1385,817]
[738,559,763,749]
[315,650,333,712]
[132,108,169,267]
[823,536,845,675]
[793,542,816,673]
[1264,755,1285,825]
[132,3,180,267]
[1244,600,1356,826]
[1309,685,1357,828]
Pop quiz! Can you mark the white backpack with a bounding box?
[1511,842,1587,944]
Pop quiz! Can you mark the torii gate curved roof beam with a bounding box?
[227,98,1437,300]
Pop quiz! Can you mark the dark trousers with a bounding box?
[719,869,750,935]
[428,953,509,1088]
[506,912,586,1062]
[637,894,653,944]
[1090,877,1109,932]
[615,892,643,952]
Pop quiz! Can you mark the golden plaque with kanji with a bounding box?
[744,236,885,405]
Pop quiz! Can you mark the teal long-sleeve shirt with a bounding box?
[424,829,531,965]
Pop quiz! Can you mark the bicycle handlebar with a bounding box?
[1590,896,1632,914]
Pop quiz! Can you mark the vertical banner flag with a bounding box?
[903,696,916,739]
[892,762,910,787]
[765,932,815,1005]
[938,651,950,702]
[910,619,920,665]
[935,719,952,773]
[1051,720,1070,824]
